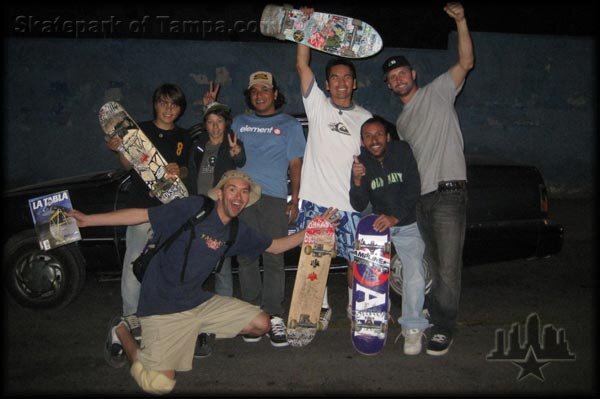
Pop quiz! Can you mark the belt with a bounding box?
[438,180,467,192]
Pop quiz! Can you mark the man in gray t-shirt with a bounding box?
[382,2,474,356]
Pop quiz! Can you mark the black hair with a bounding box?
[360,115,399,140]
[243,77,286,111]
[152,83,187,119]
[325,58,357,80]
[203,107,233,127]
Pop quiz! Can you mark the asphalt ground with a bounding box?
[4,198,595,396]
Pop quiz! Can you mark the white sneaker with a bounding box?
[318,307,332,331]
[403,328,424,355]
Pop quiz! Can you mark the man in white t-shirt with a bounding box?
[295,7,372,328]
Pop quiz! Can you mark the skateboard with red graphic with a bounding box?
[350,214,391,355]
[260,4,383,59]
[287,218,335,347]
[98,101,188,204]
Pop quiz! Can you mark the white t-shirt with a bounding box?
[300,79,372,211]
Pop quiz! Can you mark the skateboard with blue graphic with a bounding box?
[287,217,335,347]
[350,214,391,355]
[260,4,383,59]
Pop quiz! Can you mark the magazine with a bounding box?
[28,190,82,250]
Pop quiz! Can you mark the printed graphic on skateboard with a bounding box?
[287,218,335,347]
[260,4,383,59]
[351,214,391,355]
[98,101,188,204]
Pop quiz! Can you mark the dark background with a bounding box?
[4,1,597,47]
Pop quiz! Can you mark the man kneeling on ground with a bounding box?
[69,170,338,395]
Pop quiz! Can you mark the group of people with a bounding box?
[71,2,473,394]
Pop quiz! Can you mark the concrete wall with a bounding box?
[4,32,595,196]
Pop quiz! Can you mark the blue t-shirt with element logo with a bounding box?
[233,112,306,199]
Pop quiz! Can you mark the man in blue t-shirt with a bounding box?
[70,170,338,395]
[208,71,306,348]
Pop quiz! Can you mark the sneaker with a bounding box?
[267,316,289,347]
[242,334,262,343]
[426,333,453,356]
[122,314,142,343]
[194,333,215,358]
[318,307,332,331]
[402,328,424,355]
[103,315,130,368]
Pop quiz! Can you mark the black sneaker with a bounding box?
[268,316,289,347]
[103,314,129,368]
[194,333,215,358]
[426,332,453,356]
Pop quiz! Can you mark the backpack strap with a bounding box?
[214,216,239,273]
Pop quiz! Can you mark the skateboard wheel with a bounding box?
[384,242,391,255]
[304,245,312,255]
[288,320,297,329]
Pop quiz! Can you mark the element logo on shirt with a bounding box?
[328,122,350,135]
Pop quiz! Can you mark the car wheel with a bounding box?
[389,254,432,299]
[3,229,86,310]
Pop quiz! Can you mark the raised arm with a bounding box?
[295,7,316,96]
[445,2,474,88]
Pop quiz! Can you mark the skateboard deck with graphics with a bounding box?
[287,218,335,347]
[98,101,188,204]
[260,4,383,59]
[351,214,391,355]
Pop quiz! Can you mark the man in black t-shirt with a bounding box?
[105,83,191,337]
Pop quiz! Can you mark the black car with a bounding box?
[3,152,564,311]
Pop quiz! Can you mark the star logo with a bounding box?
[512,347,551,381]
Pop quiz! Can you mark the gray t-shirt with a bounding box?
[196,142,220,196]
[396,71,467,195]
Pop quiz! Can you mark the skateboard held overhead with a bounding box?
[98,101,188,204]
[351,214,391,355]
[287,217,335,347]
[260,4,383,59]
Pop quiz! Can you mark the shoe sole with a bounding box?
[404,347,422,356]
[269,340,290,347]
[103,314,128,368]
[242,336,262,343]
[426,341,453,356]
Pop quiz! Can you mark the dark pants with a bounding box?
[237,195,288,316]
[417,188,467,336]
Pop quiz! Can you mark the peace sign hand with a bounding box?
[203,81,221,107]
[228,133,241,157]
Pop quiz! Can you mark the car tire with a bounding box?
[389,254,432,299]
[3,229,86,310]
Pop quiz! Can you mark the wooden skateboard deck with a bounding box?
[351,214,391,355]
[287,218,335,347]
[98,101,188,204]
[260,4,383,59]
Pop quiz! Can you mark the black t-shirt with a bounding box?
[126,121,191,207]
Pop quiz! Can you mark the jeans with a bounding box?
[214,257,233,296]
[416,188,467,335]
[237,195,288,316]
[390,222,429,331]
[121,223,153,316]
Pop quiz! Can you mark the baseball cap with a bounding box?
[208,170,262,207]
[203,101,231,118]
[382,55,412,75]
[247,71,274,89]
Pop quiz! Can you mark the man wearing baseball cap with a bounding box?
[383,2,474,356]
[69,171,338,394]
